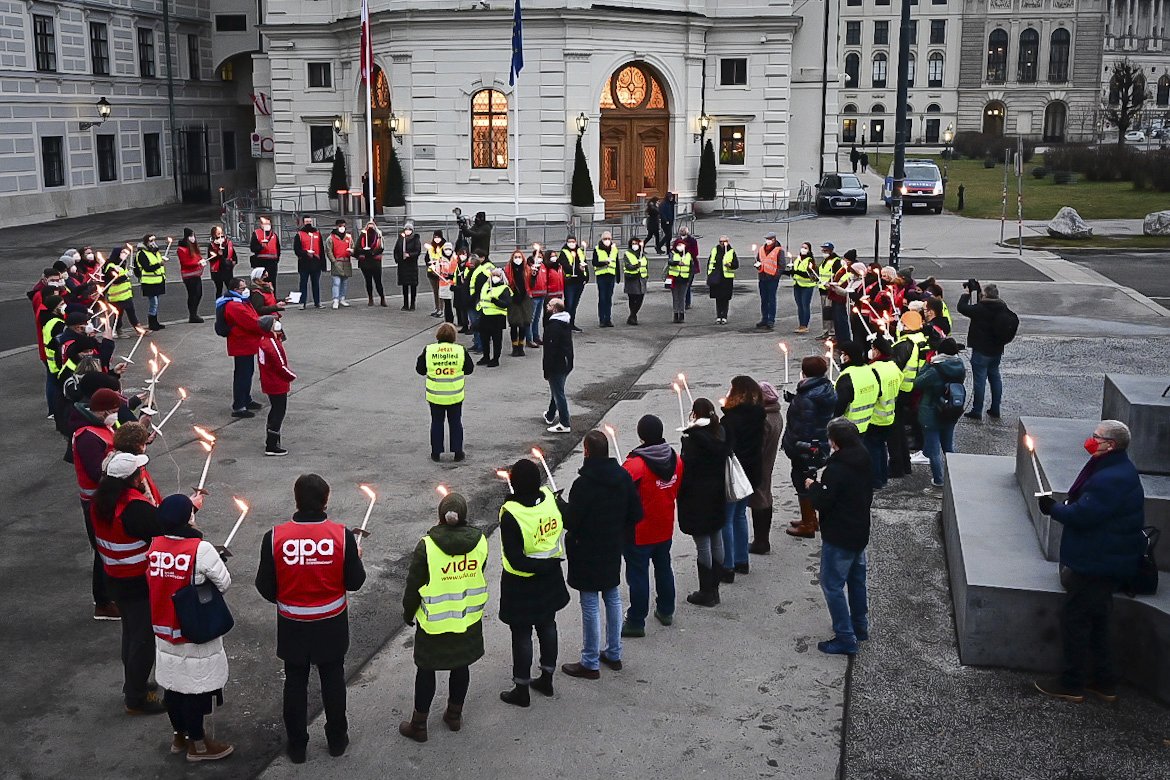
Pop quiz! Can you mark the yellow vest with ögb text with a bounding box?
[424,342,466,405]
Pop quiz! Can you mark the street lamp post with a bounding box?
[942,123,954,183]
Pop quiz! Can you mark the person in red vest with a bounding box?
[147,494,234,762]
[208,225,238,299]
[255,474,366,765]
[325,219,355,310]
[72,387,124,620]
[258,316,296,456]
[754,232,783,331]
[249,215,282,293]
[177,228,207,324]
[220,276,266,419]
[292,216,324,309]
[92,450,167,714]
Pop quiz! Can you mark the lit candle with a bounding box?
[163,236,174,260]
[436,485,449,497]
[148,353,172,385]
[825,340,836,382]
[673,382,687,430]
[153,387,188,432]
[194,440,214,493]
[121,326,148,364]
[603,424,620,456]
[1024,435,1050,496]
[853,306,875,340]
[530,447,558,493]
[223,497,250,549]
[144,358,159,414]
[358,484,377,538]
[496,469,514,494]
[779,342,790,385]
[677,373,694,405]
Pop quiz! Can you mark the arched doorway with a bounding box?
[1043,101,1067,142]
[983,101,1006,136]
[370,66,392,213]
[598,62,670,213]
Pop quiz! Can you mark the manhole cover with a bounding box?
[607,390,648,401]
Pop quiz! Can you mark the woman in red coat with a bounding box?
[177,228,206,324]
[257,316,296,456]
[207,226,238,299]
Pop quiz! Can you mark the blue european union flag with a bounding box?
[509,0,523,86]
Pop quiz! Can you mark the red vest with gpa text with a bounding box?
[147,536,201,643]
[273,520,347,621]
[254,230,279,259]
[72,425,114,499]
[98,487,157,578]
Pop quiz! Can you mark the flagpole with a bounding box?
[513,75,520,226]
[365,5,375,224]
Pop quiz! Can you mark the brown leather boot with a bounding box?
[785,497,819,538]
[186,736,234,762]
[399,710,428,742]
[442,703,463,732]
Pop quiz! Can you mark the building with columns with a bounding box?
[253,0,839,221]
[1104,0,1170,123]
[0,0,261,228]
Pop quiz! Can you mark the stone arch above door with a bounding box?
[598,61,671,213]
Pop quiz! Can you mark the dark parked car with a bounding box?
[815,173,868,215]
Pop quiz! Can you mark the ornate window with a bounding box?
[987,29,1008,83]
[373,69,391,109]
[1018,28,1039,83]
[845,53,860,87]
[907,54,916,87]
[872,53,888,88]
[471,89,508,169]
[928,52,944,88]
[600,62,669,113]
[1048,29,1070,83]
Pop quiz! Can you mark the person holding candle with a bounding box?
[621,414,683,636]
[103,246,141,336]
[622,237,648,326]
[177,228,206,324]
[561,431,642,680]
[71,387,125,620]
[135,234,168,331]
[913,338,967,490]
[591,231,620,328]
[888,311,929,478]
[292,216,324,309]
[866,345,905,490]
[665,238,693,324]
[326,219,355,310]
[749,382,784,555]
[504,248,533,357]
[706,235,738,325]
[754,232,783,330]
[558,235,589,332]
[394,222,423,311]
[526,248,547,345]
[208,225,239,300]
[475,268,512,368]
[147,494,235,762]
[677,398,732,607]
[355,220,386,307]
[783,357,837,539]
[255,474,367,764]
[249,216,282,294]
[498,458,570,707]
[541,298,573,433]
[398,491,488,742]
[719,377,766,577]
[249,268,285,316]
[258,316,296,456]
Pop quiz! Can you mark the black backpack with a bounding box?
[214,301,233,338]
[936,380,967,422]
[992,308,1019,345]
[1124,527,1160,597]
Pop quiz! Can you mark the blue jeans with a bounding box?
[969,351,1003,416]
[579,587,623,669]
[564,280,585,326]
[468,310,482,351]
[864,424,891,488]
[232,354,255,411]
[596,276,615,324]
[331,275,349,300]
[820,542,868,644]
[721,497,750,568]
[529,296,544,342]
[758,275,779,324]
[623,540,675,629]
[793,285,815,327]
[922,422,956,485]
[147,295,160,317]
[298,270,321,306]
[546,373,570,426]
[45,366,59,417]
[429,402,463,456]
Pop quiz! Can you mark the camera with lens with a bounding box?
[452,207,470,230]
[792,440,828,476]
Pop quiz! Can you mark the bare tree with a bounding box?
[1102,58,1150,144]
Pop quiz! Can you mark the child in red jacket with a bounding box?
[257,316,296,456]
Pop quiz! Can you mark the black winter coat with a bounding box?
[293,227,325,273]
[542,313,574,378]
[565,456,642,591]
[394,233,423,286]
[807,444,873,551]
[677,423,731,536]
[721,403,766,488]
[957,293,1014,357]
[498,490,571,625]
[782,376,837,453]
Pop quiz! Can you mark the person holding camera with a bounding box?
[957,279,1018,421]
[783,356,837,539]
[458,210,493,259]
[804,417,873,655]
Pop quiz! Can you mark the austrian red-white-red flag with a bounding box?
[359,0,373,83]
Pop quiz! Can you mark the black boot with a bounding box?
[718,565,735,584]
[148,315,165,331]
[500,684,531,708]
[750,507,772,555]
[530,669,555,697]
[686,564,718,607]
[265,429,287,457]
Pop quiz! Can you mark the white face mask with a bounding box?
[567,242,577,250]
[632,244,641,251]
[84,252,94,261]
[602,239,611,246]
[512,257,523,265]
[675,245,685,253]
[273,321,283,332]
[69,264,77,273]
[216,237,225,245]
[338,227,346,235]
[262,225,271,233]
[48,278,65,287]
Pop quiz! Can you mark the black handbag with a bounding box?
[173,557,234,644]
[1124,526,1159,597]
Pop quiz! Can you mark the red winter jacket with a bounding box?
[529,263,548,297]
[622,447,684,546]
[258,333,296,395]
[177,244,204,279]
[224,298,264,357]
[544,263,565,296]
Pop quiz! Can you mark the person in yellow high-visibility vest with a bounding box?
[398,491,488,742]
[415,323,475,463]
[135,234,167,331]
[498,458,570,708]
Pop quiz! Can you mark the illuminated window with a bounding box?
[987,29,1008,83]
[719,125,745,165]
[471,89,508,169]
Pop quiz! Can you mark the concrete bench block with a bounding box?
[1102,374,1170,475]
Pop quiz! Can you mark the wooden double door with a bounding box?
[599,117,669,215]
